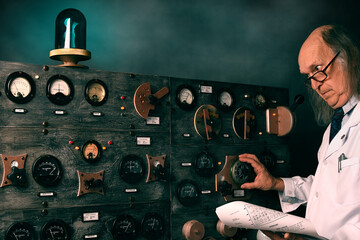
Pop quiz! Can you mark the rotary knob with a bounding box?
[216,220,237,237]
[182,220,205,240]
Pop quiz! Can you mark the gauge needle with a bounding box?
[13,233,19,240]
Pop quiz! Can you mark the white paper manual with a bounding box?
[216,201,326,239]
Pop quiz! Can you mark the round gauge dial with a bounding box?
[5,72,36,104]
[112,214,137,240]
[5,222,35,240]
[32,155,63,187]
[46,75,74,105]
[175,84,196,110]
[217,88,235,112]
[41,219,71,240]
[253,92,268,110]
[141,213,164,239]
[119,155,145,184]
[84,79,108,106]
[82,140,102,163]
[230,160,255,186]
[260,150,277,171]
[176,179,200,207]
[232,107,256,139]
[195,151,216,177]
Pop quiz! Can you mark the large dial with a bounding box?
[40,219,71,240]
[112,215,137,240]
[195,151,216,177]
[81,140,102,163]
[232,107,256,140]
[176,179,200,207]
[5,222,35,240]
[175,84,196,110]
[5,72,36,104]
[46,75,74,105]
[141,213,164,239]
[230,160,255,186]
[32,155,63,187]
[119,155,145,184]
[84,79,108,106]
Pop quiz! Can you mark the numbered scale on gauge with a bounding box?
[82,140,102,163]
[217,88,235,112]
[175,84,196,110]
[195,151,216,177]
[40,219,71,240]
[141,213,164,239]
[84,79,108,106]
[176,179,200,207]
[5,222,35,240]
[5,71,36,104]
[112,214,137,240]
[119,155,145,184]
[46,75,74,105]
[32,155,63,187]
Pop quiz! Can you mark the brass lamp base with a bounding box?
[49,48,91,68]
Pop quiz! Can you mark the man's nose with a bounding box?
[311,79,323,89]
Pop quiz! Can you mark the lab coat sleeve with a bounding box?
[331,222,360,240]
[278,175,314,213]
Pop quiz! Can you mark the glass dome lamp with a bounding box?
[49,8,91,68]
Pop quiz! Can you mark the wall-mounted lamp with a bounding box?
[49,8,91,68]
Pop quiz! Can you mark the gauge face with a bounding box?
[85,79,108,106]
[176,180,200,206]
[46,75,74,105]
[230,160,255,186]
[119,155,145,184]
[41,219,71,240]
[260,150,277,171]
[175,84,196,110]
[253,92,268,110]
[82,140,102,163]
[5,222,35,240]
[112,215,137,240]
[217,88,235,112]
[141,213,164,239]
[195,151,216,177]
[232,107,256,139]
[32,155,63,187]
[5,72,36,104]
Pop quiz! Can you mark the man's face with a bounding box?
[298,31,351,109]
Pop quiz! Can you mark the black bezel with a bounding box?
[41,219,71,240]
[175,84,196,110]
[81,140,102,163]
[176,179,200,207]
[46,74,74,106]
[252,92,268,110]
[5,222,35,240]
[32,155,63,187]
[112,214,138,239]
[216,88,236,112]
[195,151,216,177]
[84,79,108,106]
[119,155,145,184]
[5,71,36,104]
[141,213,164,239]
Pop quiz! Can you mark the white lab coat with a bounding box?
[279,103,360,240]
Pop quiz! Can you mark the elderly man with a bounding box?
[240,25,360,240]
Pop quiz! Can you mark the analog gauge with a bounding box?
[230,160,255,186]
[32,155,63,187]
[176,179,200,207]
[5,72,36,104]
[260,149,277,171]
[84,79,108,106]
[41,219,71,240]
[195,151,216,177]
[217,88,235,112]
[232,107,256,140]
[119,155,145,184]
[5,222,35,240]
[175,84,196,110]
[46,75,74,105]
[141,213,164,239]
[253,92,268,110]
[112,214,137,240]
[82,140,102,163]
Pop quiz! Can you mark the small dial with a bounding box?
[84,79,108,106]
[46,75,74,105]
[41,219,71,240]
[5,72,36,104]
[112,214,137,240]
[195,151,216,177]
[230,160,255,186]
[253,92,268,110]
[176,180,200,207]
[32,155,63,187]
[5,222,35,240]
[141,213,164,239]
[82,140,102,163]
[175,84,196,110]
[119,155,145,184]
[217,88,235,112]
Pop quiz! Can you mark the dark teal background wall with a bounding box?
[1,0,359,177]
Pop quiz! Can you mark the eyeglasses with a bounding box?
[304,51,341,88]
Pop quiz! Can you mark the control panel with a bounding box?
[0,60,292,239]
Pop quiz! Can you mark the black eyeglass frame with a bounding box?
[304,51,341,87]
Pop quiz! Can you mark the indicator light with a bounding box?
[121,96,126,100]
[120,106,125,110]
[69,140,74,144]
[108,141,112,145]
[75,146,80,150]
